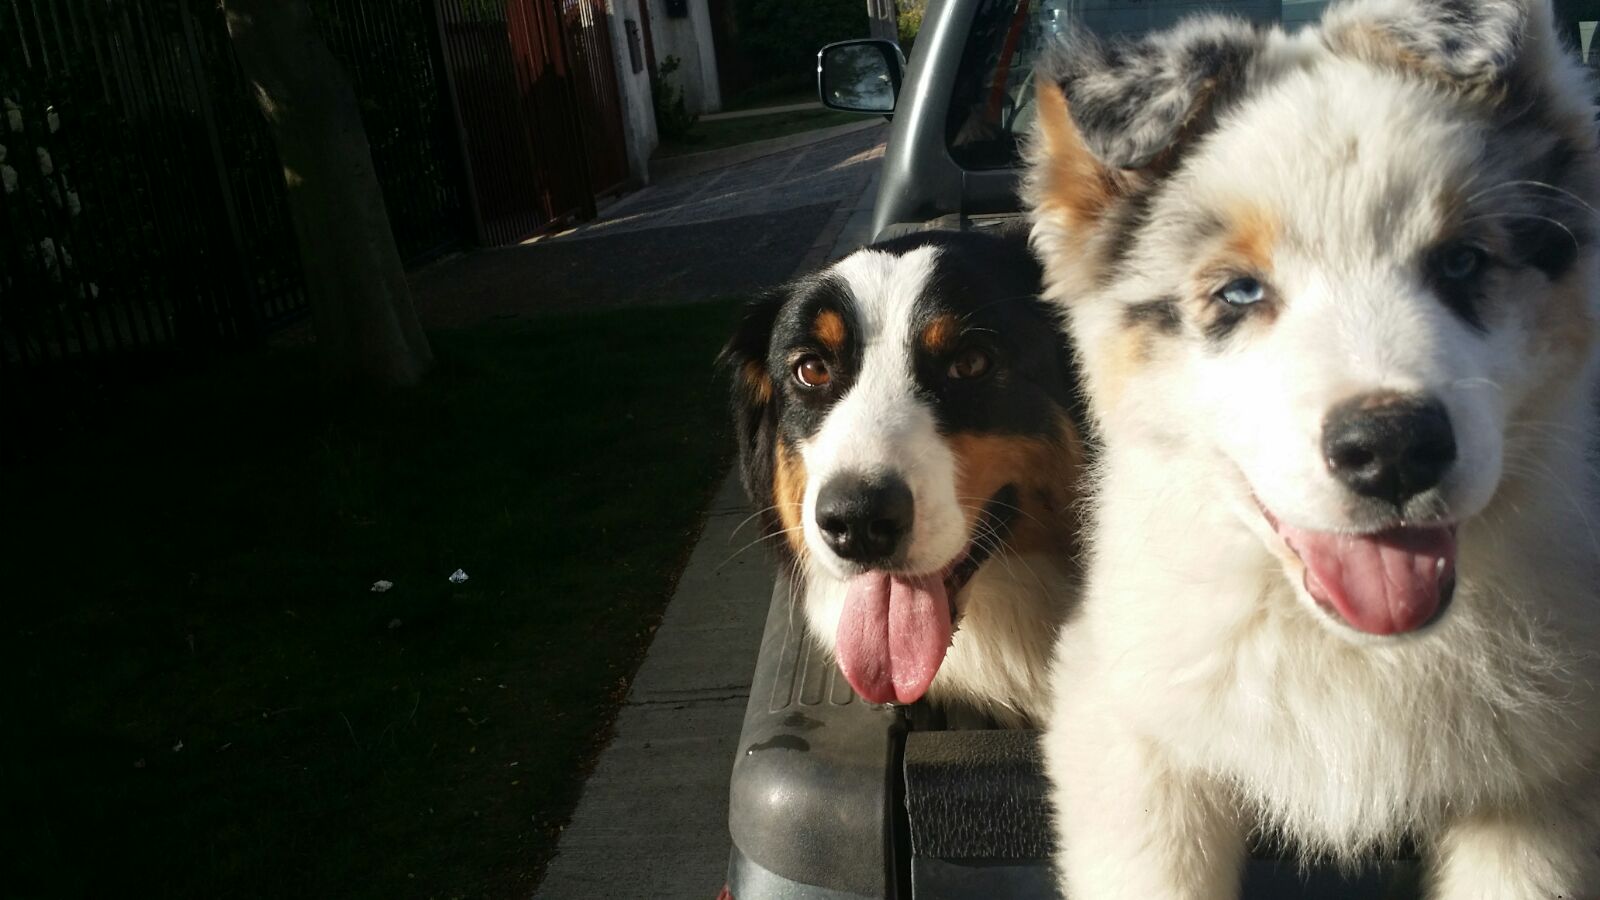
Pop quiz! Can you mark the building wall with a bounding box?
[645,0,723,114]
[606,0,661,184]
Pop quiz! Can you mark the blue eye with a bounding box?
[1216,277,1266,307]
[1437,244,1486,281]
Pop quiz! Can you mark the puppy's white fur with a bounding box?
[1029,0,1600,896]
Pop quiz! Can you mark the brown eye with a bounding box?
[794,355,831,388]
[948,346,991,380]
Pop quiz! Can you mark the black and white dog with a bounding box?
[722,229,1086,725]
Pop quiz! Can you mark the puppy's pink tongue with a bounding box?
[1274,520,1456,635]
[835,572,952,704]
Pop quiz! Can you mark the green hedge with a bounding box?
[734,0,868,86]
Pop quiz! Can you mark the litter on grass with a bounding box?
[448,568,469,585]
[371,580,394,593]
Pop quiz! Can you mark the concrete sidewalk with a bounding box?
[533,142,881,899]
[532,474,772,899]
[574,122,886,236]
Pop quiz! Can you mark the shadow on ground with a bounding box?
[413,204,833,326]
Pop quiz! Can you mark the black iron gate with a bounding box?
[319,0,471,261]
[563,0,630,195]
[1,0,302,378]
[0,0,472,380]
[2,0,631,384]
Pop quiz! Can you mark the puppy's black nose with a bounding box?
[1322,392,1456,508]
[815,473,914,565]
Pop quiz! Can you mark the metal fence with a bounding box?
[2,0,304,380]
[3,0,629,384]
[563,0,629,195]
[434,0,629,246]
[319,0,471,261]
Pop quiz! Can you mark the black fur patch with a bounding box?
[1202,302,1252,346]
[1424,252,1489,333]
[719,291,786,501]
[1122,298,1182,335]
[1506,213,1582,283]
[1501,138,1588,284]
[1101,186,1159,286]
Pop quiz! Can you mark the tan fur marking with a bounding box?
[947,418,1085,563]
[1034,82,1120,231]
[922,314,962,356]
[1219,205,1279,273]
[1031,81,1152,300]
[773,440,807,556]
[814,309,846,352]
[1188,205,1282,333]
[742,360,772,406]
[1095,327,1153,411]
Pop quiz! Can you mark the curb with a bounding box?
[651,119,886,181]
[792,204,856,278]
[699,101,824,122]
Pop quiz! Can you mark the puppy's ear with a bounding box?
[1040,16,1268,172]
[1026,17,1267,295]
[718,290,784,505]
[1321,0,1528,92]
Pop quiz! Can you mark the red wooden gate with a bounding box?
[562,0,631,195]
[433,0,630,245]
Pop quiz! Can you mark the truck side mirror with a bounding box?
[817,39,904,115]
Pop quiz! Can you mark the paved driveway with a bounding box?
[412,124,886,327]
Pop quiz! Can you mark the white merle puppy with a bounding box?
[722,229,1085,726]
[1025,0,1600,896]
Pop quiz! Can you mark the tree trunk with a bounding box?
[221,0,433,391]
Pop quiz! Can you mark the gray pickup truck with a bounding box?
[723,2,1600,898]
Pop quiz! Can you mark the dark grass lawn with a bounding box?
[0,300,738,898]
[655,107,865,158]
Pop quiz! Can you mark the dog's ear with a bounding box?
[1039,16,1268,172]
[1026,17,1268,295]
[718,289,784,506]
[1321,0,1529,93]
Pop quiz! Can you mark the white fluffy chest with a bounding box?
[1085,571,1598,851]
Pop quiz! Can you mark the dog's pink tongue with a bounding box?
[835,572,952,704]
[1275,521,1456,635]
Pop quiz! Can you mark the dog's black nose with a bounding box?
[815,473,914,565]
[1322,392,1456,508]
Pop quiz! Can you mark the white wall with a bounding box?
[606,0,660,185]
[645,0,723,115]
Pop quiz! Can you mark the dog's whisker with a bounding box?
[714,527,803,572]
[1465,178,1597,213]
[1459,211,1579,249]
[729,504,802,541]
[956,495,1052,529]
[1506,418,1590,436]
